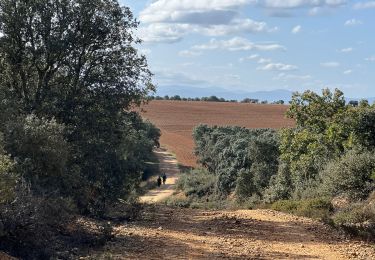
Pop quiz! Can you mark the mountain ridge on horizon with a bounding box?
[155,85,375,103]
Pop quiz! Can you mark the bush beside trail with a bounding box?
[188,89,375,240]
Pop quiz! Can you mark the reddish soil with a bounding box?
[140,100,295,167]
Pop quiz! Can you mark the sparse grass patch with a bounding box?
[271,198,333,220]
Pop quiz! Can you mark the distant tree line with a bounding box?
[148,95,285,104]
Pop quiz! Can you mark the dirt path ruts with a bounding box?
[86,149,375,259]
[87,205,375,259]
[139,148,180,203]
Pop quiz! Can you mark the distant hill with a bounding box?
[155,85,293,102]
[155,85,375,104]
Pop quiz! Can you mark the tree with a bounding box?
[0,0,157,214]
[287,89,346,130]
[193,125,279,198]
[0,0,152,116]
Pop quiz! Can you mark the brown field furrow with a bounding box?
[140,100,295,167]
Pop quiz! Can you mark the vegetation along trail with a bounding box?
[88,151,375,260]
[140,148,180,203]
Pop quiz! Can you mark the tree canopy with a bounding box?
[0,0,159,215]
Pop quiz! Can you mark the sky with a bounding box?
[121,0,375,98]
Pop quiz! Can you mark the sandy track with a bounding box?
[88,206,375,259]
[139,148,180,203]
[87,148,375,259]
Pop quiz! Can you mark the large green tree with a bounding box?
[0,0,157,214]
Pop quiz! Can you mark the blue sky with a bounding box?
[122,0,375,98]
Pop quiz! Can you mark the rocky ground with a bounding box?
[85,204,375,259]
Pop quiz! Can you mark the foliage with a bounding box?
[0,0,160,257]
[287,89,346,130]
[3,115,71,195]
[176,169,216,199]
[0,0,159,216]
[273,89,375,200]
[332,201,375,240]
[263,162,292,203]
[0,180,77,259]
[0,133,15,204]
[271,198,333,220]
[193,125,279,198]
[320,150,375,200]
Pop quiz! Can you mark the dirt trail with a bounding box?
[88,206,375,259]
[139,148,180,203]
[87,149,375,259]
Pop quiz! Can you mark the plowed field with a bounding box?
[140,100,295,167]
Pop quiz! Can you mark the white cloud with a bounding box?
[339,47,353,53]
[179,50,202,57]
[192,37,286,52]
[138,19,277,43]
[321,62,341,67]
[343,69,352,74]
[138,24,188,43]
[308,7,322,15]
[258,58,272,64]
[260,0,346,9]
[180,62,195,67]
[258,63,298,71]
[198,19,277,36]
[239,54,259,62]
[275,73,312,81]
[291,25,302,34]
[365,56,375,61]
[353,1,375,9]
[345,19,363,26]
[140,0,254,24]
[138,0,279,43]
[155,70,208,86]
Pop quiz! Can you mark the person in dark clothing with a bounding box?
[162,173,167,185]
[157,176,162,187]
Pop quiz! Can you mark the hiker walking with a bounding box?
[162,173,167,185]
[157,176,162,187]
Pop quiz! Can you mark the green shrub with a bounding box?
[263,163,292,203]
[193,125,279,197]
[4,115,70,195]
[164,196,191,208]
[176,169,216,199]
[271,198,333,220]
[271,200,299,212]
[0,181,76,259]
[0,134,16,204]
[320,150,375,200]
[332,202,375,240]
